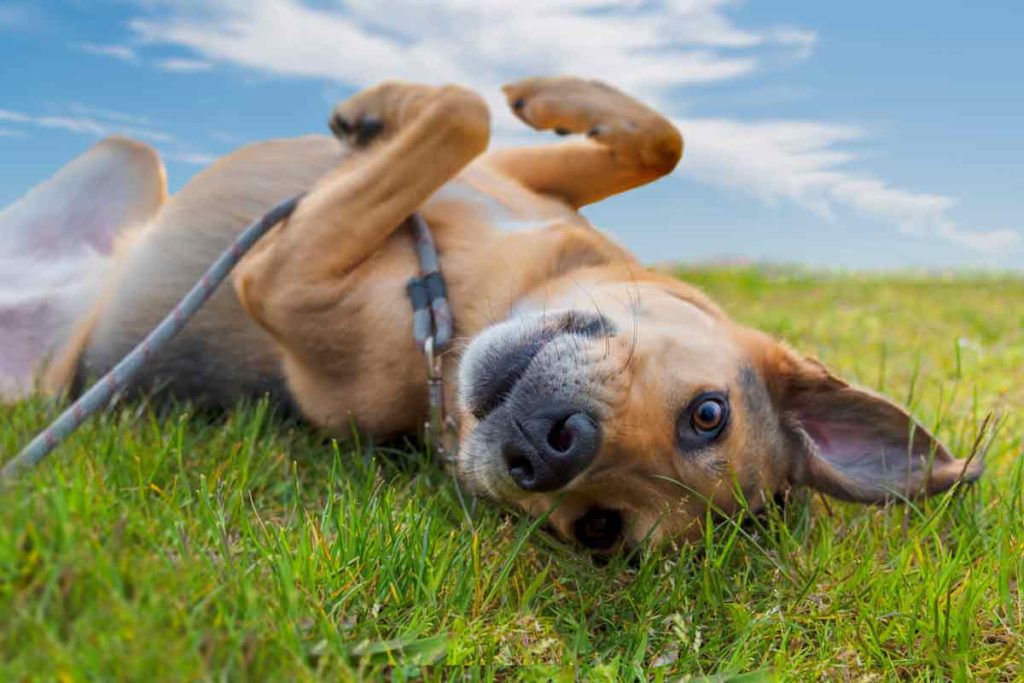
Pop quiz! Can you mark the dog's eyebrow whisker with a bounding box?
[610,287,640,380]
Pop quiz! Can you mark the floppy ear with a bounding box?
[0,136,166,399]
[763,345,983,503]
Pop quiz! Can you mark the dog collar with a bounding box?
[405,214,459,462]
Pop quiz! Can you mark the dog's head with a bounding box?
[455,268,982,553]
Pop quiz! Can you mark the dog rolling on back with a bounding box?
[1,77,982,552]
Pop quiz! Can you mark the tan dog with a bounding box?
[2,77,980,552]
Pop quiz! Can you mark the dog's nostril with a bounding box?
[505,406,600,492]
[547,419,575,453]
[506,453,534,484]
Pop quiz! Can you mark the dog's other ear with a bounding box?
[0,135,166,257]
[760,343,982,503]
[0,136,166,399]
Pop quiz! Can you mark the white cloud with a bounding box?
[0,105,219,167]
[121,0,1014,253]
[73,42,138,62]
[680,118,1019,253]
[128,0,808,100]
[0,110,29,124]
[937,224,1019,253]
[157,57,213,72]
[164,151,217,165]
[0,107,171,143]
[69,103,152,127]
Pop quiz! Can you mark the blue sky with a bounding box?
[1,0,1021,269]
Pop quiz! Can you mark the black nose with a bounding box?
[503,404,601,492]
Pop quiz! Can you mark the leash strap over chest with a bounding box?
[405,213,458,462]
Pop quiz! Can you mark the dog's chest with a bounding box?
[424,165,579,235]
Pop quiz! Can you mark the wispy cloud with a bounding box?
[73,42,138,63]
[0,105,217,166]
[680,118,1018,253]
[0,107,170,142]
[69,103,152,127]
[128,0,810,97]
[121,0,1013,253]
[156,57,212,72]
[164,150,217,165]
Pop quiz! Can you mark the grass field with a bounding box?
[2,267,1022,680]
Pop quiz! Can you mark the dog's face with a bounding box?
[455,270,981,553]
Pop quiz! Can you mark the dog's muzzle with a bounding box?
[459,310,614,493]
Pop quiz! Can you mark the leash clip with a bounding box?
[423,337,457,463]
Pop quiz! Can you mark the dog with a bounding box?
[1,76,981,552]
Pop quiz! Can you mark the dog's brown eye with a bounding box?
[678,392,730,451]
[692,398,725,433]
[574,508,623,551]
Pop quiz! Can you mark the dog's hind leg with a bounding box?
[232,82,490,428]
[482,76,683,209]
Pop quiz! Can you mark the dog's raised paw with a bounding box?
[501,76,626,137]
[328,81,438,147]
[328,111,385,146]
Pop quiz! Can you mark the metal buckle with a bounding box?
[423,337,456,463]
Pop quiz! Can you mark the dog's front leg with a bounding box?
[232,82,489,426]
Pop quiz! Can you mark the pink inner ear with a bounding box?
[802,417,917,472]
[0,298,58,398]
[803,419,860,463]
[0,137,166,400]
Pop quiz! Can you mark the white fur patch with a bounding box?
[429,178,563,234]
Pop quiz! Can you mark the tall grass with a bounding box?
[2,268,1021,680]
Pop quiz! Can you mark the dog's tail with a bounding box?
[0,136,167,400]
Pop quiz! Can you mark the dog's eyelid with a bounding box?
[678,386,730,410]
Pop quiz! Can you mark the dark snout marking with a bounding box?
[557,310,615,338]
[469,311,616,420]
[733,363,780,495]
[739,363,773,429]
[471,330,558,419]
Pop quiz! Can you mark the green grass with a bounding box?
[2,267,1022,680]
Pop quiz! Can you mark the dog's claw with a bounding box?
[355,117,384,146]
[330,113,385,147]
[554,127,571,136]
[328,114,352,140]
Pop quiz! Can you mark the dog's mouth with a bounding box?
[459,310,615,420]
